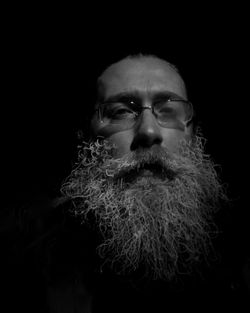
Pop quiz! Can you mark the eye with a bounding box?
[158,106,175,114]
[112,107,134,118]
[104,103,137,120]
[155,100,176,116]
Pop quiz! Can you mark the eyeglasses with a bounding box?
[96,97,193,131]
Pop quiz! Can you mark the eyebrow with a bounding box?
[102,91,186,103]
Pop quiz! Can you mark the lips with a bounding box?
[139,169,154,177]
[137,163,164,177]
[115,162,175,182]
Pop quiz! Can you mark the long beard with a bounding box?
[61,136,227,281]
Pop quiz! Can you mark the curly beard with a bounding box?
[61,135,227,281]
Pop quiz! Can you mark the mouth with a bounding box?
[115,162,175,183]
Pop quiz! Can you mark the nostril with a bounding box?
[130,129,163,150]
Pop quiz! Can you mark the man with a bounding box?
[3,54,247,313]
[58,54,238,312]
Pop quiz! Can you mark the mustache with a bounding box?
[105,145,182,182]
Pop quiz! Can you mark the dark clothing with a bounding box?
[1,196,249,313]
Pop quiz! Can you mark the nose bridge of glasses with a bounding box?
[141,103,153,111]
[139,98,164,122]
[136,104,159,129]
[139,97,156,114]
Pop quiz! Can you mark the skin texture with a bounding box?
[91,56,193,157]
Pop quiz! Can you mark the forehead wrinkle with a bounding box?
[97,59,187,101]
[108,80,185,100]
[100,77,181,96]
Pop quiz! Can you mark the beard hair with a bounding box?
[61,135,228,281]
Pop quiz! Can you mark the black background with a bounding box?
[1,6,249,312]
[3,13,247,209]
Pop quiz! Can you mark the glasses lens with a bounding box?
[154,99,193,126]
[101,102,137,128]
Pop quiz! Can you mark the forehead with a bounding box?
[98,58,187,100]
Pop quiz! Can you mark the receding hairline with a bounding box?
[96,54,187,101]
[97,54,180,82]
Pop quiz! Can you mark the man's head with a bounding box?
[91,54,193,157]
[61,54,227,282]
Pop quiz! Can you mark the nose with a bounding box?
[130,108,163,150]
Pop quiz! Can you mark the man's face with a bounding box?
[61,57,226,281]
[91,57,192,157]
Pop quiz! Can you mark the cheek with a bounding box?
[106,131,133,158]
[91,117,133,157]
[161,128,192,152]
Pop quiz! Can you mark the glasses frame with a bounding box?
[95,98,193,129]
